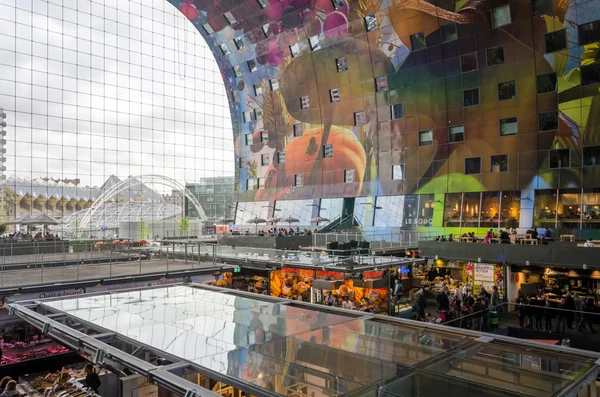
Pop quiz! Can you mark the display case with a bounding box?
[19,363,115,397]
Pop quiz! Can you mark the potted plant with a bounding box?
[506,217,518,234]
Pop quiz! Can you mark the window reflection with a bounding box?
[480,192,500,228]
[500,191,521,228]
[461,193,481,227]
[534,189,557,228]
[557,189,581,229]
[583,189,600,228]
[444,193,462,227]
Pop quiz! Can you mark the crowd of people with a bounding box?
[515,293,597,333]
[232,227,315,236]
[434,226,554,244]
[4,231,60,241]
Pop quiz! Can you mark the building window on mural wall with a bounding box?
[392,164,405,180]
[300,95,310,109]
[293,123,303,137]
[492,5,511,28]
[254,85,264,96]
[344,169,355,183]
[498,80,516,100]
[234,36,245,50]
[418,130,433,146]
[579,20,600,45]
[277,151,286,164]
[323,144,334,158]
[332,0,346,9]
[224,11,237,25]
[410,32,426,51]
[247,60,258,72]
[336,57,348,72]
[375,76,388,92]
[532,0,552,15]
[260,131,268,143]
[463,88,480,107]
[247,179,256,190]
[203,24,214,34]
[257,0,269,8]
[491,155,508,173]
[245,134,252,146]
[499,117,518,136]
[232,90,240,102]
[549,149,570,169]
[486,46,505,66]
[255,109,263,120]
[365,14,378,32]
[461,53,478,72]
[545,29,567,53]
[537,72,557,93]
[440,22,457,42]
[354,111,366,126]
[390,103,403,120]
[309,35,321,51]
[220,43,230,55]
[233,65,242,77]
[261,23,270,37]
[330,88,341,103]
[584,146,600,166]
[257,178,265,189]
[243,111,252,122]
[269,79,279,91]
[539,111,559,132]
[294,174,304,187]
[465,157,481,175]
[261,154,270,166]
[581,63,600,86]
[239,158,246,168]
[290,43,300,58]
[449,125,464,142]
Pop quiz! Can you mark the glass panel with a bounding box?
[463,88,479,107]
[391,103,403,119]
[461,192,481,227]
[374,196,407,227]
[465,157,481,174]
[236,201,270,225]
[581,63,600,86]
[579,20,600,46]
[537,72,557,93]
[500,117,518,136]
[498,80,516,100]
[418,130,433,146]
[582,188,600,229]
[410,32,426,51]
[274,199,313,226]
[353,197,374,227]
[440,22,457,43]
[492,5,511,28]
[491,154,508,173]
[545,29,567,53]
[449,125,464,142]
[584,146,600,166]
[486,46,505,66]
[318,198,343,226]
[444,193,462,227]
[461,53,478,73]
[549,149,570,168]
[539,111,558,132]
[500,191,521,229]
[557,189,581,229]
[392,164,404,180]
[534,190,557,228]
[480,192,500,228]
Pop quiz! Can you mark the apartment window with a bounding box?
[261,154,270,166]
[257,178,265,189]
[392,164,404,180]
[336,57,348,72]
[234,36,245,50]
[365,14,378,32]
[465,157,481,174]
[449,125,464,143]
[461,53,478,73]
[257,0,269,8]
[549,149,570,169]
[410,32,426,51]
[239,157,246,168]
[375,76,388,92]
[332,0,346,9]
[300,95,310,109]
[294,174,304,187]
[247,60,257,72]
[463,88,480,107]
[581,63,600,86]
[261,23,270,37]
[440,22,457,43]
[232,90,240,102]
[491,154,508,173]
[243,111,253,122]
[545,29,567,53]
[330,88,341,103]
[309,35,321,51]
[233,65,242,77]
[293,123,302,137]
[537,72,557,93]
[255,108,263,120]
[492,5,511,28]
[269,78,279,91]
[538,111,559,132]
[290,43,300,58]
[245,134,252,146]
[486,46,505,66]
[323,144,334,158]
[277,151,286,164]
[254,84,264,96]
[532,0,552,15]
[344,169,355,183]
[390,103,403,120]
[419,130,433,146]
[246,178,256,190]
[260,130,269,143]
[203,24,214,34]
[579,20,600,46]
[220,43,230,55]
[498,80,516,100]
[224,11,237,25]
[354,111,366,126]
[584,146,600,166]
[499,117,518,136]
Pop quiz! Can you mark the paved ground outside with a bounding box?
[0,259,219,287]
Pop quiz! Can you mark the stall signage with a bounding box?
[282,267,315,278]
[474,263,494,282]
[234,267,241,273]
[364,270,383,279]
[315,269,344,279]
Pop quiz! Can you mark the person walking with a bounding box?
[455,282,463,310]
[525,295,534,329]
[534,298,543,331]
[556,297,567,334]
[418,291,427,320]
[473,298,484,331]
[436,287,450,323]
[516,297,525,328]
[578,297,596,333]
[544,300,553,332]
[565,292,576,329]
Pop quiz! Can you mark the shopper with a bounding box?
[491,286,500,311]
[436,287,450,323]
[473,298,484,331]
[418,292,427,320]
[324,291,336,306]
[577,297,596,333]
[455,282,463,309]
[544,300,553,332]
[534,299,543,331]
[556,297,567,334]
[0,378,11,394]
[516,297,525,328]
[84,363,102,394]
[0,381,17,397]
[565,292,576,329]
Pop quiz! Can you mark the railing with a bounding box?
[313,231,437,249]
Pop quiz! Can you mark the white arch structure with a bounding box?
[77,175,206,230]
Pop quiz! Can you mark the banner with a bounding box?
[474,263,494,282]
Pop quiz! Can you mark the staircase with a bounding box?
[318,213,355,233]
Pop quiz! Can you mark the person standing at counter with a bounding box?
[556,298,567,334]
[84,363,102,394]
[324,291,336,306]
[455,283,463,310]
[427,267,438,282]
[565,292,576,329]
[436,287,450,322]
[577,297,596,333]
[526,296,535,329]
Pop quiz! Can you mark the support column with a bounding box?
[519,189,534,233]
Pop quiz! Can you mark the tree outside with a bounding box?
[179,216,190,236]
[137,218,151,240]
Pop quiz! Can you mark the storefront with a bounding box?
[510,265,600,299]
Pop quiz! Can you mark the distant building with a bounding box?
[186,177,234,221]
